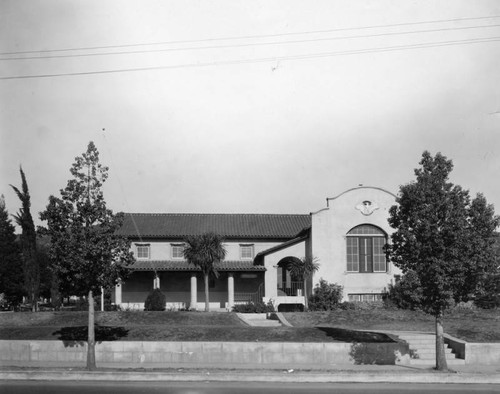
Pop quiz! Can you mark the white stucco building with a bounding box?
[114,186,402,311]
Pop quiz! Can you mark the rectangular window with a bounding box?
[136,244,150,259]
[171,244,184,259]
[372,237,387,272]
[346,237,359,272]
[240,244,254,260]
[346,237,386,273]
[349,293,383,302]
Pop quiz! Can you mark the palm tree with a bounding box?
[183,232,226,312]
[288,256,320,310]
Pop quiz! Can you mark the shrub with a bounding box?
[144,288,166,311]
[232,300,275,313]
[308,279,343,311]
[385,271,423,310]
[339,301,386,310]
[474,272,500,309]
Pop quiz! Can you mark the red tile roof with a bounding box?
[129,260,266,271]
[117,213,311,239]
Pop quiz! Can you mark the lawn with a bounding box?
[0,308,498,343]
[0,311,342,343]
[283,307,500,343]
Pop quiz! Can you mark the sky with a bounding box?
[1,0,500,229]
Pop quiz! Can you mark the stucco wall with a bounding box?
[311,187,402,300]
[262,241,307,298]
[132,240,286,261]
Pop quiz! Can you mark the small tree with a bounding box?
[287,256,320,310]
[144,288,166,311]
[308,279,343,311]
[40,141,134,370]
[387,151,499,371]
[0,195,24,309]
[183,232,226,312]
[385,271,423,310]
[10,167,39,311]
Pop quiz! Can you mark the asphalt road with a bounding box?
[1,381,500,394]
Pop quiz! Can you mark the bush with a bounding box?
[474,272,500,309]
[308,279,343,311]
[339,301,386,310]
[232,300,275,313]
[144,288,166,311]
[385,271,423,310]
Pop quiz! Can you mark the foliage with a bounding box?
[287,256,320,310]
[387,151,499,315]
[385,271,423,310]
[232,300,275,313]
[39,141,135,369]
[387,151,500,370]
[10,167,39,311]
[0,195,24,309]
[183,232,226,312]
[144,288,167,311]
[308,279,343,311]
[474,272,500,309]
[39,142,134,297]
[338,301,386,311]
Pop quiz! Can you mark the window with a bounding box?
[348,293,383,302]
[136,244,150,259]
[171,244,184,259]
[346,224,387,273]
[240,244,254,259]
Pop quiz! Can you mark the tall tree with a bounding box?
[287,256,320,310]
[183,232,226,312]
[10,167,39,311]
[40,141,134,370]
[0,195,24,309]
[387,151,499,371]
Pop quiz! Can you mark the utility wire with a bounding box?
[2,23,500,61]
[1,35,499,81]
[1,14,500,56]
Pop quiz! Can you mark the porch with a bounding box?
[113,262,266,311]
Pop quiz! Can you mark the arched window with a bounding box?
[346,224,387,273]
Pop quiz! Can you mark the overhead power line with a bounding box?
[2,23,500,61]
[1,14,500,56]
[1,35,499,81]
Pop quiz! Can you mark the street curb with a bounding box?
[1,370,500,384]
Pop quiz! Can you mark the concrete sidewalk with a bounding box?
[1,362,499,384]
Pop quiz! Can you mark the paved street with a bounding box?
[2,381,500,394]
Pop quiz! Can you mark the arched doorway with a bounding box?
[276,256,303,296]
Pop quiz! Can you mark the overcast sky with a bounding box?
[1,0,499,228]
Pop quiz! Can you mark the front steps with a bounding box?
[396,332,465,366]
[236,313,281,327]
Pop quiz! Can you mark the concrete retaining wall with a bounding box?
[444,335,500,365]
[0,340,354,367]
[465,343,500,365]
[0,340,406,367]
[2,339,497,367]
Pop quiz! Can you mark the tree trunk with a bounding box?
[435,312,448,371]
[87,290,96,370]
[204,273,209,312]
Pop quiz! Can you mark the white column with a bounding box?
[227,273,234,310]
[190,273,197,310]
[154,274,160,289]
[100,287,104,311]
[115,283,122,306]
